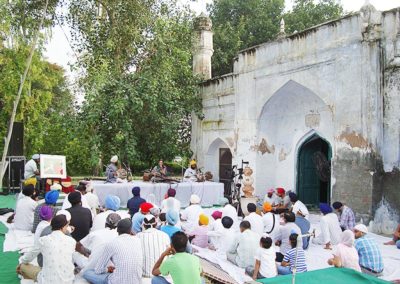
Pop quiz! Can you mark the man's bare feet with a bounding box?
[384,240,395,245]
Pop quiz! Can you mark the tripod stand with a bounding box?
[227,160,249,213]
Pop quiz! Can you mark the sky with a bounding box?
[44,0,400,80]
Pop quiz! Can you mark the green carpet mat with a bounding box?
[257,267,390,284]
[0,195,20,284]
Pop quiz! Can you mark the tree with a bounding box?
[208,0,285,76]
[208,0,343,77]
[68,0,202,172]
[284,0,343,34]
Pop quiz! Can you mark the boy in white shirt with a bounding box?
[246,236,277,280]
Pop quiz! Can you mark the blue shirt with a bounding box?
[127,196,146,216]
[283,247,307,273]
[295,216,311,249]
[131,212,145,234]
[355,235,383,273]
[160,225,181,239]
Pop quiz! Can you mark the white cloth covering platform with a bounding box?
[92,181,224,208]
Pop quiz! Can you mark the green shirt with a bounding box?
[160,252,201,284]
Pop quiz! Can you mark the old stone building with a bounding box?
[191,4,400,221]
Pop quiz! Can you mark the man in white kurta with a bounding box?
[160,188,181,213]
[181,194,203,232]
[14,185,37,231]
[262,202,280,241]
[24,154,40,180]
[18,215,76,284]
[227,221,260,268]
[243,203,264,236]
[183,160,199,182]
[289,193,309,220]
[313,203,342,249]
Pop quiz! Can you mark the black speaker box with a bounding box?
[8,122,24,156]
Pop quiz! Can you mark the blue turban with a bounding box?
[166,210,179,225]
[105,195,121,211]
[319,203,332,215]
[45,190,59,205]
[132,186,141,196]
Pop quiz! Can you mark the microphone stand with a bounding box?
[292,230,315,284]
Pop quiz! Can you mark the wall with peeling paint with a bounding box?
[192,5,400,221]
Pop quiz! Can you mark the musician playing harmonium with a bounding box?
[151,159,167,177]
[183,160,201,182]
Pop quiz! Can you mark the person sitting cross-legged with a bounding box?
[83,218,143,284]
[14,185,37,231]
[277,233,307,275]
[137,214,171,278]
[127,186,146,217]
[243,203,264,236]
[354,224,384,277]
[246,235,277,280]
[312,203,342,249]
[17,214,76,283]
[332,201,356,231]
[188,214,209,248]
[32,190,59,233]
[76,213,121,273]
[227,221,260,268]
[152,231,203,284]
[275,212,301,262]
[327,230,361,272]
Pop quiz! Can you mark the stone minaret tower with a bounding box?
[193,13,213,80]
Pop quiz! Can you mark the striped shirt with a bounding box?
[339,206,356,230]
[354,235,383,273]
[137,228,171,277]
[283,247,307,273]
[95,234,143,284]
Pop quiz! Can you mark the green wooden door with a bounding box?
[297,136,331,206]
[298,140,320,205]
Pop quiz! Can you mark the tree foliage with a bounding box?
[284,0,343,34]
[68,0,201,172]
[208,0,343,77]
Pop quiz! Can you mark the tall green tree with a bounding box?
[208,0,343,77]
[208,0,285,76]
[68,0,201,171]
[284,0,343,34]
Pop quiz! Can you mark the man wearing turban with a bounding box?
[32,190,59,233]
[183,160,199,182]
[312,203,342,249]
[106,155,118,183]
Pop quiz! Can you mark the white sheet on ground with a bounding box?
[4,207,400,284]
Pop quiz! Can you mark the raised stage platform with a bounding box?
[92,181,224,208]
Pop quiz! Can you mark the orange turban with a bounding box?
[199,214,209,225]
[263,202,272,212]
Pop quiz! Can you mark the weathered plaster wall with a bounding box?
[192,7,400,219]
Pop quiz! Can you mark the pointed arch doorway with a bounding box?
[297,134,332,207]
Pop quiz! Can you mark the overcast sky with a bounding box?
[44,0,400,78]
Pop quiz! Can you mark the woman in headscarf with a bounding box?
[327,230,361,272]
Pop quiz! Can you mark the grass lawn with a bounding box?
[0,195,20,284]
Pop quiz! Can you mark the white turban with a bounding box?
[32,154,40,160]
[110,155,118,163]
[354,224,368,234]
[190,194,201,204]
[56,209,71,222]
[50,183,62,191]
